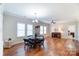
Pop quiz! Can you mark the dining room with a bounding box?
[3,3,79,56]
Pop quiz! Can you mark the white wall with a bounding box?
[50,20,79,39]
[0,4,3,56]
[3,13,50,45]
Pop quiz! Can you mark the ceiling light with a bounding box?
[51,20,56,24]
[32,13,38,23]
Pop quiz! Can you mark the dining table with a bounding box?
[23,35,44,48]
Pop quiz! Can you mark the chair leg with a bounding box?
[27,46,29,51]
[43,44,44,48]
[24,44,29,51]
[24,44,26,50]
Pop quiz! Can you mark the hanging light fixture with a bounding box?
[32,13,38,23]
[50,17,56,24]
[51,20,56,24]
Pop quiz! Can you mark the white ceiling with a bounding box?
[3,3,79,23]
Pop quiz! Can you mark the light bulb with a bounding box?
[35,19,38,23]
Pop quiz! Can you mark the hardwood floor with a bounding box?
[3,37,79,56]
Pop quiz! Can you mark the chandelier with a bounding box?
[32,13,38,23]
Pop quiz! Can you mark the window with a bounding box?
[44,26,47,34]
[40,26,43,35]
[40,26,47,35]
[27,24,33,36]
[17,23,25,37]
